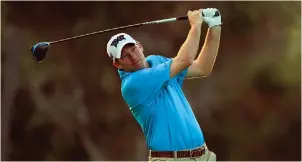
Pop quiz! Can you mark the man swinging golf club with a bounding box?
[106,8,222,161]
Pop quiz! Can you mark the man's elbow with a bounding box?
[185,59,194,67]
[199,69,212,78]
[180,57,194,68]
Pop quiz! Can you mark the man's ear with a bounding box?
[136,41,144,53]
[113,60,122,69]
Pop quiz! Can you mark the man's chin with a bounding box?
[134,62,144,69]
[135,66,144,71]
[128,66,143,72]
[131,61,147,71]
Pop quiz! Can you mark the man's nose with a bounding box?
[129,53,139,62]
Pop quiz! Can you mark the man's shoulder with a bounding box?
[121,69,148,90]
[146,54,159,59]
[146,54,170,63]
[120,70,151,108]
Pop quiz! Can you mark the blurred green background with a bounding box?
[1,1,301,161]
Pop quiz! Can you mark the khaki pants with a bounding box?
[149,144,216,161]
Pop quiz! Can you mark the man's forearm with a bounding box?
[176,26,202,62]
[195,26,221,76]
[170,26,202,78]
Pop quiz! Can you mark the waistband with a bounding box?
[149,144,208,159]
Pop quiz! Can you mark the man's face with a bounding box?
[114,42,147,72]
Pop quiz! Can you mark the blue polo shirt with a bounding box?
[118,55,204,151]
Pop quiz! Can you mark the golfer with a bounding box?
[106,8,222,161]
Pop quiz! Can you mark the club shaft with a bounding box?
[49,16,188,45]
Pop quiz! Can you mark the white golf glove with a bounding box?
[203,8,222,28]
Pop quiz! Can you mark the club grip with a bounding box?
[176,10,220,21]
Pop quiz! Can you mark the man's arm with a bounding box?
[186,26,221,79]
[170,9,203,78]
[186,8,222,79]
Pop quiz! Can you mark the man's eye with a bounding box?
[122,54,129,58]
[132,46,136,51]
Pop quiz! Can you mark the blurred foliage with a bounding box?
[1,1,301,161]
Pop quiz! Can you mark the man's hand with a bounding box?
[187,9,203,28]
[203,8,222,28]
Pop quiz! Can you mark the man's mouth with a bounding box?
[133,60,140,66]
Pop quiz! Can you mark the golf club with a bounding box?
[30,11,219,62]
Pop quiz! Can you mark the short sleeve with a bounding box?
[121,60,172,108]
[175,68,188,87]
[155,55,188,87]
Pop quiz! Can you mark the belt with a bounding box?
[150,146,206,158]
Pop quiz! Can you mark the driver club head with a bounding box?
[30,42,50,62]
